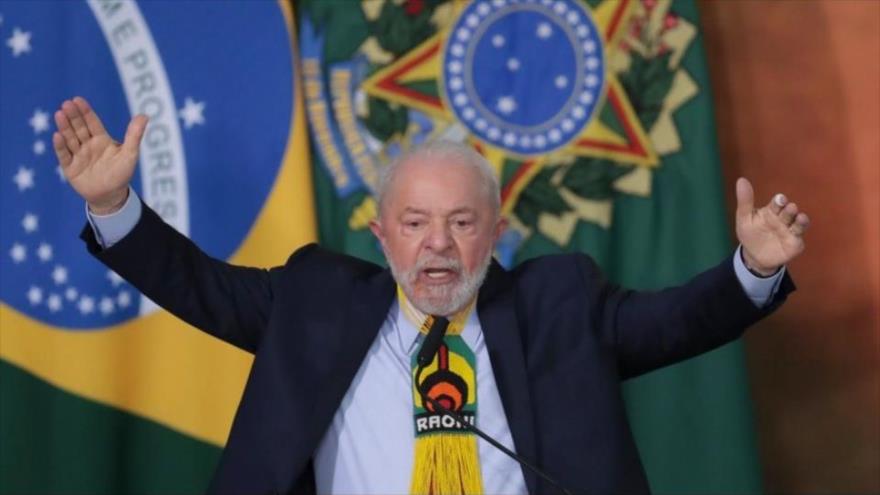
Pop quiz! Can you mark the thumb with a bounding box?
[121,114,148,155]
[735,177,754,222]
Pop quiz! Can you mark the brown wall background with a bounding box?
[699,1,880,493]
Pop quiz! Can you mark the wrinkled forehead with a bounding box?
[385,157,493,211]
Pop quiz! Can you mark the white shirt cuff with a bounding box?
[733,245,785,308]
[85,187,142,248]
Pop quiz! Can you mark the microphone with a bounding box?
[415,316,575,495]
[417,315,449,367]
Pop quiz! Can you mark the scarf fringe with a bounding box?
[410,433,482,495]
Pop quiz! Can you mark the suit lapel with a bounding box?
[308,268,396,443]
[478,261,539,494]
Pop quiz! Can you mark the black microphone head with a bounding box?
[417,316,449,367]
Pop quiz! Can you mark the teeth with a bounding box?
[426,271,448,279]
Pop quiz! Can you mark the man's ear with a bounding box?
[493,216,508,243]
[369,219,385,247]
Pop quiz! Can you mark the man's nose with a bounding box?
[424,222,453,252]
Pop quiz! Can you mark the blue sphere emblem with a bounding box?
[442,0,606,155]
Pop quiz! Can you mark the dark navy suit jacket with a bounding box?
[83,205,794,495]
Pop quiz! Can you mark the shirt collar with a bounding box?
[395,290,481,355]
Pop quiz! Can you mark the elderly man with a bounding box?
[53,97,807,495]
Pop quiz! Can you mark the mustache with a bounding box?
[413,255,462,272]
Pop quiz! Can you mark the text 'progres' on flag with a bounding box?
[88,0,189,234]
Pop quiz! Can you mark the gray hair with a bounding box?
[375,140,501,217]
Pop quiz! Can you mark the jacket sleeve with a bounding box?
[575,253,796,379]
[81,203,308,353]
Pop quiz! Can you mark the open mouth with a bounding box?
[420,268,459,284]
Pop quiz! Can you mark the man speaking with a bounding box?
[53,96,808,494]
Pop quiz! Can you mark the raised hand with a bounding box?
[735,177,809,275]
[53,96,148,214]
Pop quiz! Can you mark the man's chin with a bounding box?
[409,286,461,316]
[389,254,492,316]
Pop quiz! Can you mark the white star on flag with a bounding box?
[9,243,27,263]
[78,296,95,315]
[65,287,79,301]
[536,22,553,39]
[29,109,50,134]
[47,294,62,313]
[52,265,68,285]
[99,297,115,315]
[22,213,38,233]
[33,140,46,155]
[553,2,568,15]
[555,75,568,89]
[13,166,34,191]
[37,242,53,262]
[118,291,132,308]
[6,27,32,57]
[107,270,124,287]
[178,97,206,129]
[496,96,517,115]
[27,286,43,305]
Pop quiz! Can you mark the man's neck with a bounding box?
[396,286,475,335]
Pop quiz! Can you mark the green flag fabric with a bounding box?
[298,0,761,492]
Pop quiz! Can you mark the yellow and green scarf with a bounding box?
[399,287,482,494]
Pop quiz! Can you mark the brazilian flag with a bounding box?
[0,1,313,493]
[298,0,762,493]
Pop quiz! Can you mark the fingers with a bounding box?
[766,189,810,239]
[747,180,809,236]
[768,192,787,215]
[54,107,80,153]
[72,96,108,138]
[759,184,796,224]
[735,177,754,221]
[779,202,799,226]
[62,99,92,144]
[121,115,149,156]
[790,212,810,236]
[52,131,72,168]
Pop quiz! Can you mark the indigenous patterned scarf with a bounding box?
[398,287,482,494]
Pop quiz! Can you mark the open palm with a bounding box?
[735,178,809,275]
[53,97,147,214]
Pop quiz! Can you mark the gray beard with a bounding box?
[388,250,493,316]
